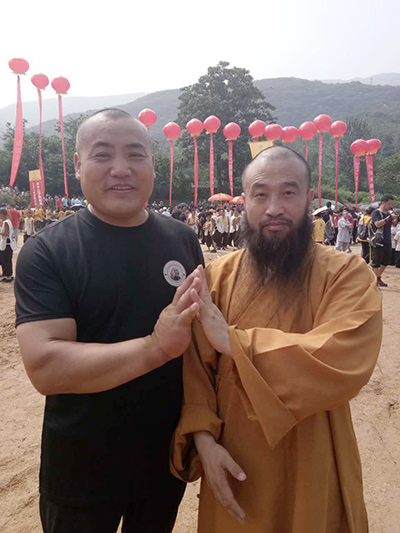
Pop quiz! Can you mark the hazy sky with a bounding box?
[1,0,399,109]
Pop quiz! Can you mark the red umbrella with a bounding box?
[208,193,233,202]
[231,195,244,204]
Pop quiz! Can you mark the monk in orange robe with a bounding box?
[172,146,382,533]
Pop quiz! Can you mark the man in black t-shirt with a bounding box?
[370,194,396,287]
[15,109,204,533]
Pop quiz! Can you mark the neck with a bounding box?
[88,204,149,227]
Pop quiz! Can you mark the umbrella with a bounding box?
[312,206,327,216]
[231,195,244,204]
[208,193,233,202]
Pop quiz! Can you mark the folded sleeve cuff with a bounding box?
[230,326,298,448]
[170,405,223,482]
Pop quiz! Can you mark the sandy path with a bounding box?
[0,245,399,532]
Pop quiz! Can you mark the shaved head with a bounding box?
[76,109,150,153]
[242,146,311,191]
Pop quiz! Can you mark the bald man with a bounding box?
[172,146,382,532]
[15,109,203,532]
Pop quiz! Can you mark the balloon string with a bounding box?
[38,88,45,198]
[194,136,198,206]
[58,94,69,198]
[335,137,339,211]
[209,133,214,196]
[318,132,323,208]
[169,140,174,207]
[228,140,233,197]
[365,154,376,203]
[353,156,361,208]
[9,75,24,187]
[304,140,309,161]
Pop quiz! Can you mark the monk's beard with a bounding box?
[239,208,314,285]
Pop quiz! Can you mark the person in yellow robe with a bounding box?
[172,146,382,533]
[312,212,325,243]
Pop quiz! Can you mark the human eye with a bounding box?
[128,151,146,159]
[93,152,110,159]
[284,190,296,197]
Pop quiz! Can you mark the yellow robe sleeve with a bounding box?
[171,320,223,482]
[230,255,382,449]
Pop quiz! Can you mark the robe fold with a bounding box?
[171,245,382,532]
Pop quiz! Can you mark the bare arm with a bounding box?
[17,267,202,396]
[0,222,9,237]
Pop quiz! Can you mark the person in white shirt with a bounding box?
[213,208,229,250]
[392,217,400,268]
[335,209,353,253]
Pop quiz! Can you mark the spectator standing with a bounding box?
[370,194,396,287]
[357,206,374,263]
[335,209,353,252]
[0,208,17,282]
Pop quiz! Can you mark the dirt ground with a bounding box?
[1,244,399,532]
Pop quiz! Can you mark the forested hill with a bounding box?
[26,77,400,149]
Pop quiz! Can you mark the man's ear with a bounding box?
[74,152,81,181]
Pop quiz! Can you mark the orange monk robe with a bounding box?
[172,245,382,533]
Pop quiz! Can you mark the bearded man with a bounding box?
[172,146,382,532]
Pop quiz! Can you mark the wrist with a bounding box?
[145,334,170,366]
[194,431,217,455]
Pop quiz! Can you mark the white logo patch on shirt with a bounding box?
[163,260,187,287]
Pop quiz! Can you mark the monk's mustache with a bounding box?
[259,217,294,228]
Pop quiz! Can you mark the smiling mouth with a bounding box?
[108,185,136,191]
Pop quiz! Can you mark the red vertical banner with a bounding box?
[334,137,339,211]
[365,154,376,203]
[318,132,323,208]
[9,75,24,187]
[29,170,44,207]
[58,94,69,198]
[353,156,361,208]
[193,136,198,206]
[169,140,174,207]
[228,140,234,197]
[209,133,214,196]
[38,89,45,196]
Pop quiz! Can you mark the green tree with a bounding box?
[176,61,276,196]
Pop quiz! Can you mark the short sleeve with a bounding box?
[15,236,74,327]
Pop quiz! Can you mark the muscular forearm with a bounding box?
[19,329,167,396]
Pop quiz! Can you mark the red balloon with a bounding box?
[51,77,70,95]
[31,73,49,90]
[204,115,221,134]
[299,121,317,141]
[223,122,241,141]
[248,120,266,138]
[186,118,204,137]
[313,114,333,132]
[138,108,157,127]
[281,126,299,143]
[350,139,368,156]
[163,122,181,141]
[330,120,347,138]
[265,124,283,141]
[9,58,29,75]
[367,138,382,155]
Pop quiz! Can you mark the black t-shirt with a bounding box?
[15,208,203,505]
[371,209,392,245]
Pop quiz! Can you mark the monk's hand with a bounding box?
[190,266,232,356]
[194,431,246,524]
[151,266,202,361]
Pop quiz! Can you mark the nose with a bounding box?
[110,155,131,178]
[264,194,284,218]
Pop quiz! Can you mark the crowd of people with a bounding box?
[1,192,399,288]
[311,197,400,286]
